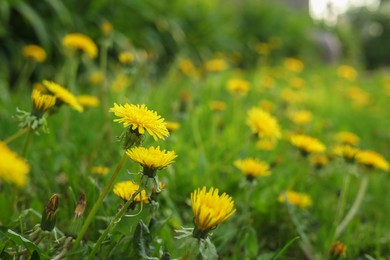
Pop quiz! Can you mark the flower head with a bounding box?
[246,107,281,140]
[126,146,177,176]
[234,158,271,179]
[31,89,56,113]
[227,78,251,96]
[109,103,169,140]
[335,131,360,146]
[179,59,198,78]
[165,121,180,133]
[191,187,236,237]
[113,181,148,203]
[118,52,134,64]
[209,100,226,112]
[43,80,83,112]
[256,138,276,151]
[283,58,304,73]
[77,95,100,108]
[62,33,98,58]
[22,44,47,62]
[204,58,228,72]
[331,241,347,257]
[0,142,30,187]
[355,150,389,171]
[310,154,329,169]
[337,65,357,81]
[287,110,312,126]
[290,134,325,155]
[88,71,104,85]
[91,166,110,176]
[278,191,312,208]
[331,145,360,163]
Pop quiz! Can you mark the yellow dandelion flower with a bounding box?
[278,191,312,208]
[43,80,83,112]
[204,58,228,72]
[256,138,276,151]
[280,88,305,104]
[246,107,281,140]
[33,83,47,93]
[255,42,270,55]
[331,241,347,257]
[118,52,134,64]
[113,181,148,203]
[62,33,98,59]
[179,59,198,78]
[284,58,304,73]
[126,146,177,172]
[355,150,389,171]
[31,89,56,112]
[101,21,113,35]
[91,166,110,176]
[290,134,325,155]
[289,77,305,89]
[337,65,357,81]
[310,154,329,169]
[111,74,131,93]
[261,75,275,89]
[259,100,275,113]
[209,100,226,111]
[77,95,100,108]
[0,142,30,187]
[335,131,360,146]
[287,110,312,126]
[346,86,370,106]
[22,44,47,62]
[234,158,271,178]
[88,71,104,85]
[191,187,236,235]
[109,103,169,140]
[227,78,251,96]
[165,121,180,133]
[331,145,360,162]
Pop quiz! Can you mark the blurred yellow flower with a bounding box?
[337,65,357,81]
[43,80,83,112]
[101,21,113,35]
[246,107,281,140]
[179,59,198,78]
[62,33,98,58]
[111,74,131,93]
[118,52,134,64]
[255,42,270,55]
[204,58,228,72]
[256,138,276,151]
[209,100,226,111]
[345,86,370,107]
[191,187,236,234]
[278,191,312,208]
[355,150,389,171]
[290,134,325,155]
[227,78,251,96]
[91,166,110,176]
[331,145,360,162]
[284,58,304,73]
[126,146,177,171]
[259,100,275,113]
[310,154,329,169]
[88,71,104,85]
[165,121,180,133]
[331,241,347,257]
[31,89,56,113]
[287,110,312,126]
[0,142,30,187]
[280,88,305,104]
[289,77,305,89]
[110,103,169,140]
[77,95,100,108]
[335,131,360,146]
[113,181,148,203]
[22,44,47,62]
[234,158,271,178]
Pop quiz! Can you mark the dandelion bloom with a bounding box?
[113,181,148,203]
[165,121,180,133]
[256,138,276,151]
[91,166,110,176]
[126,146,177,174]
[335,131,360,146]
[77,95,100,108]
[234,158,271,178]
[337,65,357,81]
[0,142,30,187]
[290,134,325,155]
[118,52,134,64]
[289,77,305,89]
[88,71,104,85]
[287,110,312,126]
[283,57,304,73]
[191,187,236,235]
[209,100,226,111]
[110,103,169,140]
[204,58,228,72]
[31,89,56,113]
[331,145,360,162]
[346,87,370,107]
[227,78,251,96]
[355,150,389,171]
[111,74,131,93]
[278,191,312,208]
[101,21,113,35]
[179,59,198,77]
[22,44,47,62]
[280,88,305,104]
[310,154,329,169]
[62,33,98,59]
[246,107,281,140]
[43,80,83,112]
[331,241,347,257]
[259,99,275,113]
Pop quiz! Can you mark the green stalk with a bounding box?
[71,153,128,252]
[21,128,32,157]
[88,189,142,259]
[335,175,368,239]
[3,128,29,144]
[99,40,112,147]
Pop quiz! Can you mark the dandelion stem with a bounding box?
[21,128,32,157]
[88,189,142,259]
[335,175,368,239]
[3,128,29,144]
[72,152,127,252]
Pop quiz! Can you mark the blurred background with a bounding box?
[1,0,390,87]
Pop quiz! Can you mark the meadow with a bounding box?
[1,16,390,260]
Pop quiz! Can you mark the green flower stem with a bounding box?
[335,175,368,239]
[21,128,32,157]
[68,57,80,92]
[3,128,29,144]
[99,40,112,147]
[71,152,128,252]
[16,61,35,90]
[88,189,142,259]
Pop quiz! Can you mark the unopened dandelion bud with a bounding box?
[41,194,59,231]
[74,192,86,218]
[331,241,347,258]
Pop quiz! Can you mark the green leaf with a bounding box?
[272,236,300,260]
[44,0,72,26]
[199,238,218,260]
[6,229,40,253]
[29,250,41,260]
[134,220,152,258]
